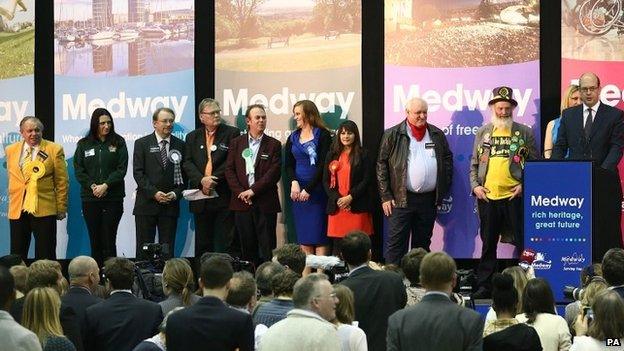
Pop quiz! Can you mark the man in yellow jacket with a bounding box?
[6,116,68,259]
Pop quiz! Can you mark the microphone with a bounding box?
[519,248,537,270]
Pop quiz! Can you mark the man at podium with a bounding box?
[552,72,624,260]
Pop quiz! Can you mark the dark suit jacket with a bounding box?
[224,133,281,213]
[165,296,254,351]
[85,291,163,351]
[340,266,407,351]
[553,103,624,171]
[132,132,185,216]
[182,125,241,212]
[323,148,373,214]
[387,294,483,351]
[11,295,82,351]
[61,286,103,351]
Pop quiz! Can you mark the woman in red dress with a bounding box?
[323,120,373,253]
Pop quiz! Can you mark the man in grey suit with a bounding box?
[387,251,483,351]
[553,72,624,259]
[0,266,41,351]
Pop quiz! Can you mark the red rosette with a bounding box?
[329,160,340,188]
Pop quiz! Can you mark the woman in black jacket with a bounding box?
[323,120,373,253]
[74,108,128,266]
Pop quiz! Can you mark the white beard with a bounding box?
[490,113,513,130]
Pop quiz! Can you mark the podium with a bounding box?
[524,161,593,302]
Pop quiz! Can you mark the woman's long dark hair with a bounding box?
[87,108,123,146]
[328,120,362,168]
[522,278,556,324]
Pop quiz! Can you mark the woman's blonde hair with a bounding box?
[22,287,64,345]
[501,266,529,314]
[580,278,608,307]
[560,84,580,113]
[333,284,355,325]
[162,258,195,306]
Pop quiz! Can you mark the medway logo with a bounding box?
[561,252,586,267]
[532,252,552,270]
[437,196,452,214]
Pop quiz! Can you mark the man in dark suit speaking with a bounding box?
[553,72,624,259]
[225,104,281,266]
[133,107,185,259]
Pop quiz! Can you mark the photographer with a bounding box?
[571,289,624,350]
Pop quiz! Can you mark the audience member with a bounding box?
[61,256,103,351]
[387,251,483,351]
[486,265,530,322]
[483,273,542,351]
[401,248,427,306]
[0,254,25,268]
[133,307,184,351]
[259,273,340,351]
[85,258,163,351]
[340,231,406,351]
[10,265,29,299]
[11,260,81,350]
[602,248,624,299]
[253,269,299,327]
[0,266,42,351]
[571,289,624,351]
[166,256,253,351]
[516,278,571,351]
[226,271,257,314]
[22,287,76,351]
[159,258,199,315]
[332,284,367,351]
[272,244,307,276]
[566,277,607,332]
[254,261,285,312]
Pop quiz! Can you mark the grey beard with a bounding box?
[491,114,513,129]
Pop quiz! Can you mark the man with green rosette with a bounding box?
[225,104,282,266]
[470,86,538,299]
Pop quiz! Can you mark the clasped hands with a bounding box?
[290,181,311,202]
[238,189,255,205]
[200,176,218,195]
[473,184,522,202]
[90,183,108,198]
[154,191,176,204]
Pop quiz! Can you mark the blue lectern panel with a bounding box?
[524,161,592,302]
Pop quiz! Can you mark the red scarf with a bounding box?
[407,120,427,141]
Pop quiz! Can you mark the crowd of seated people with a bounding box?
[1,242,624,351]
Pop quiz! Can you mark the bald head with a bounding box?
[68,256,100,289]
[405,97,428,128]
[579,72,601,107]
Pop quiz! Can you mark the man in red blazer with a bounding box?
[225,104,281,266]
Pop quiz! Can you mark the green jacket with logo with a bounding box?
[74,136,128,201]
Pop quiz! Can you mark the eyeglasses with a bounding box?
[580,86,598,93]
[315,292,338,301]
[201,110,221,116]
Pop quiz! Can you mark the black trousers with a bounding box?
[82,200,123,267]
[10,212,57,260]
[135,215,177,259]
[235,207,277,267]
[386,191,437,265]
[194,207,236,259]
[475,196,523,290]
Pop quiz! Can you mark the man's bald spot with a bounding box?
[579,72,600,87]
[68,256,98,281]
[405,97,428,113]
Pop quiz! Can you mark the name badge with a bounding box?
[84,148,95,157]
[425,143,435,149]
[260,154,269,160]
[218,143,229,151]
[37,150,49,161]
[149,146,161,153]
[482,142,491,149]
[108,145,117,152]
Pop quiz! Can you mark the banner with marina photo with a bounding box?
[0,0,35,256]
[54,0,195,259]
[384,0,541,258]
[561,0,624,244]
[215,0,362,244]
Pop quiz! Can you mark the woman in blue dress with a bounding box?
[286,100,332,260]
[544,84,580,158]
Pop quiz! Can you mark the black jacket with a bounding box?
[182,124,241,212]
[322,148,372,214]
[377,121,452,206]
[61,286,103,351]
[132,132,186,216]
[85,291,163,351]
[74,136,128,201]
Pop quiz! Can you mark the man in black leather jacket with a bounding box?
[377,97,453,265]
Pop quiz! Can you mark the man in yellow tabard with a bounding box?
[470,87,538,298]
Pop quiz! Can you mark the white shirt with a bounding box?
[19,142,39,166]
[337,323,367,351]
[571,336,624,351]
[405,129,437,193]
[583,101,600,126]
[248,133,263,186]
[155,132,171,154]
[516,313,571,351]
